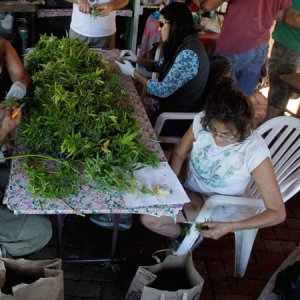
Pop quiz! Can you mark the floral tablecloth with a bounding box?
[3,49,184,219]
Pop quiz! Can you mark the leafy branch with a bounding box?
[5,35,159,199]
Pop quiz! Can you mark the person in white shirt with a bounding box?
[140,78,285,244]
[69,0,129,49]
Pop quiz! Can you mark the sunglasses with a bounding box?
[159,20,171,28]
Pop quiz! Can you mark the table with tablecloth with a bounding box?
[3,49,188,260]
[3,49,187,219]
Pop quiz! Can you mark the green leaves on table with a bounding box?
[13,35,158,198]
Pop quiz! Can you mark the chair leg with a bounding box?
[234,228,258,278]
[176,225,203,255]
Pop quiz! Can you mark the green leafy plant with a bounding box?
[98,262,120,273]
[6,35,158,199]
[195,223,210,231]
[90,7,101,18]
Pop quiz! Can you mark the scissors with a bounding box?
[11,103,26,119]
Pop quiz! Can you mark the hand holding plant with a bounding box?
[115,60,135,78]
[120,50,137,63]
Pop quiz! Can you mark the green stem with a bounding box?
[2,154,77,172]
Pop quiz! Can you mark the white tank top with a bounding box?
[70,2,116,37]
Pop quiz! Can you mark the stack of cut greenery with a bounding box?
[15,35,158,199]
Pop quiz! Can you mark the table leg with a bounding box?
[56,214,67,258]
[60,214,124,264]
[111,214,120,258]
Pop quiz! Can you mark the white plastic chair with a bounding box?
[176,116,300,278]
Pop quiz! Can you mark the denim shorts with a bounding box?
[268,41,300,110]
[215,43,268,96]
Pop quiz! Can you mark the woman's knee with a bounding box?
[140,214,158,230]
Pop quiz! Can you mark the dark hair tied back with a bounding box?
[215,77,235,93]
[202,76,254,142]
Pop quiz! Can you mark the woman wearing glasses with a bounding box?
[140,78,285,243]
[115,2,209,123]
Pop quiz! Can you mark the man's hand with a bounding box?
[78,0,90,14]
[115,60,135,78]
[95,3,113,17]
[120,49,137,63]
[6,81,26,100]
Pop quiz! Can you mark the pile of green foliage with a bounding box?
[17,35,158,198]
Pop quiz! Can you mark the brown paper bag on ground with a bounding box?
[0,258,64,300]
[126,252,204,300]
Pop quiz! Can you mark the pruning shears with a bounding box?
[11,103,26,119]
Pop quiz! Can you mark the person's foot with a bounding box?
[90,214,132,231]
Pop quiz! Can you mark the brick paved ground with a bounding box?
[28,192,300,300]
[25,91,300,299]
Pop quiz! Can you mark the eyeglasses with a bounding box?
[159,20,171,28]
[205,126,238,142]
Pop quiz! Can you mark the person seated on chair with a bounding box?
[0,107,52,258]
[0,37,31,100]
[115,2,209,124]
[140,77,286,245]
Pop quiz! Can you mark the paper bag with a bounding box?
[0,258,64,300]
[125,252,204,300]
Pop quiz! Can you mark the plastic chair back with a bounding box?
[247,116,300,201]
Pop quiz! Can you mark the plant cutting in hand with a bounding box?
[3,35,158,201]
[182,219,211,237]
[195,223,210,230]
[90,7,101,18]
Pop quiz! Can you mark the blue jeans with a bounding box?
[215,43,268,96]
[268,41,300,110]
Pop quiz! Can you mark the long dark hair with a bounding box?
[160,2,195,78]
[201,77,254,142]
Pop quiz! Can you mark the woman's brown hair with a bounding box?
[201,77,254,142]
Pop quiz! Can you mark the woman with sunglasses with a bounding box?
[140,78,285,244]
[115,2,209,123]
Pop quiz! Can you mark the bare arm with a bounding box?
[96,0,129,17]
[0,107,21,146]
[200,0,226,12]
[200,158,286,239]
[231,158,285,229]
[133,70,149,86]
[67,0,129,15]
[132,56,159,86]
[281,7,300,30]
[136,57,157,71]
[170,125,194,176]
[2,38,31,87]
